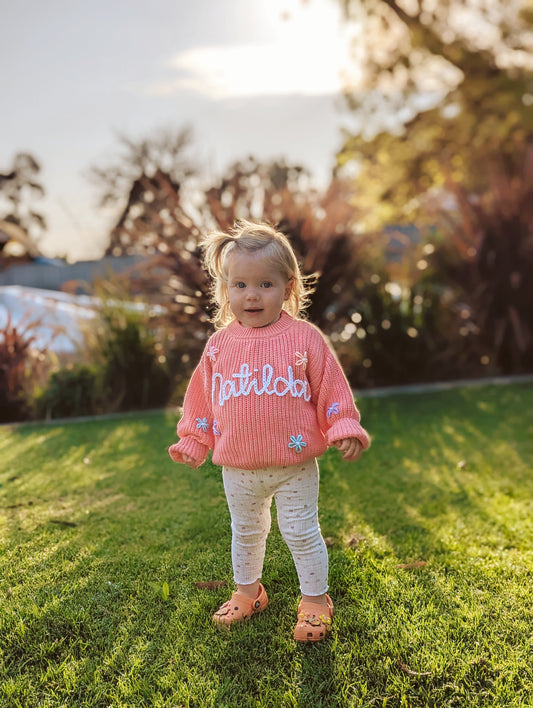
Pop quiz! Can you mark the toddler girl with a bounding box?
[168,220,370,642]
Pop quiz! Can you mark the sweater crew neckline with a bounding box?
[227,310,295,339]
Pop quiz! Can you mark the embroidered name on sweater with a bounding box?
[211,363,311,407]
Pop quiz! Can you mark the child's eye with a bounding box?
[235,281,246,289]
[261,282,272,288]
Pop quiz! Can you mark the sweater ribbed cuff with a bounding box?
[327,419,371,450]
[168,437,209,468]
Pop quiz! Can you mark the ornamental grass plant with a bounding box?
[1,382,532,707]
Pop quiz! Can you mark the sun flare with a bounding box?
[150,0,361,99]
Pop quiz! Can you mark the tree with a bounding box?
[335,0,533,375]
[0,153,45,257]
[87,126,197,212]
[337,0,533,227]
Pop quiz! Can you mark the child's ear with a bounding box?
[284,279,293,301]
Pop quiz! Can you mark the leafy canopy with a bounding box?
[336,0,533,227]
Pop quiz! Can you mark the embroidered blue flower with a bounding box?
[327,403,340,419]
[195,417,209,432]
[288,434,307,453]
[213,419,221,436]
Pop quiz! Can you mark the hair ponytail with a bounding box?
[202,232,236,281]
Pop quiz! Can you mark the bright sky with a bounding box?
[1,0,361,261]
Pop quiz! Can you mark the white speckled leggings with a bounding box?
[222,458,329,596]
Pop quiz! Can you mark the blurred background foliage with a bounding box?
[1,0,532,420]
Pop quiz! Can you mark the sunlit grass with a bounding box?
[1,383,532,707]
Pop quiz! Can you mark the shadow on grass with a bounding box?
[312,383,533,706]
[321,384,533,562]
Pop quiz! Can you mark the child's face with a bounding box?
[225,250,292,328]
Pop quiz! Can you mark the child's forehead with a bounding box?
[225,249,281,277]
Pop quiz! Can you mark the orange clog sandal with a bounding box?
[213,584,269,626]
[293,594,334,642]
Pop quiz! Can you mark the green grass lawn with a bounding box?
[1,382,533,708]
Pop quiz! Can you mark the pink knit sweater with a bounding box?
[168,311,370,470]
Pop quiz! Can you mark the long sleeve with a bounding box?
[168,346,215,467]
[308,333,371,450]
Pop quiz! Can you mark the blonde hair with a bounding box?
[202,220,313,329]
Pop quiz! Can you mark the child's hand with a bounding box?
[182,453,198,468]
[334,438,363,461]
[169,444,200,468]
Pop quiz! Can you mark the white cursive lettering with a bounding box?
[212,363,311,407]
